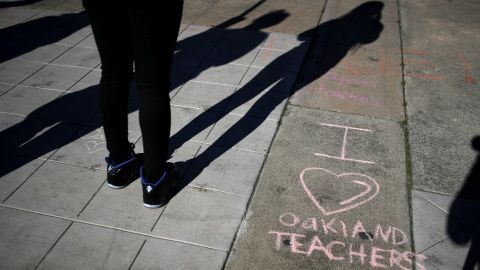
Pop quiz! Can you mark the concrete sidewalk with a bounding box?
[0,0,479,269]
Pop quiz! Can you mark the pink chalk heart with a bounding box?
[300,168,379,216]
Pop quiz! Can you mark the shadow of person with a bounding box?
[0,10,89,64]
[0,6,289,184]
[448,136,480,270]
[169,1,385,197]
[171,9,289,91]
[0,0,43,8]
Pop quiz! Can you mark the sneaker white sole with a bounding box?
[107,183,127,189]
[143,203,163,208]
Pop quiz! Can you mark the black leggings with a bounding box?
[83,2,183,179]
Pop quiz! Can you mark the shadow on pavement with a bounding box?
[0,10,89,64]
[0,2,385,207]
[448,136,480,270]
[170,1,385,197]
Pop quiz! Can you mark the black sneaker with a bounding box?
[105,146,142,189]
[141,163,177,208]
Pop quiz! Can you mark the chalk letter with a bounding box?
[349,243,366,265]
[351,220,371,240]
[290,233,307,255]
[279,212,299,227]
[374,224,392,244]
[340,220,348,238]
[389,249,409,270]
[370,247,387,268]
[415,254,428,270]
[327,241,346,261]
[269,231,290,251]
[307,235,330,258]
[302,218,318,231]
[392,227,407,245]
[321,218,338,235]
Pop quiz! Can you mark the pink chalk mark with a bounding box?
[406,72,443,81]
[340,128,348,159]
[319,122,373,132]
[404,59,434,66]
[314,153,375,164]
[465,75,476,85]
[340,180,372,205]
[300,168,380,216]
[370,247,388,268]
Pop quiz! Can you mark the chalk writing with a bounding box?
[270,212,427,270]
[300,168,380,215]
[327,71,379,88]
[459,52,477,85]
[314,123,374,164]
[81,129,106,154]
[314,83,382,108]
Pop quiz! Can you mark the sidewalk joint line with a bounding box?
[0,111,27,117]
[188,185,241,196]
[0,203,228,252]
[190,80,239,88]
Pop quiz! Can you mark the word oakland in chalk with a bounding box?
[300,168,380,215]
[270,212,427,270]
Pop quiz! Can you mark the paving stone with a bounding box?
[239,66,299,94]
[0,6,44,22]
[22,64,90,90]
[6,161,105,217]
[52,46,100,68]
[0,155,44,201]
[0,85,62,116]
[194,63,249,86]
[252,47,304,73]
[131,238,227,270]
[225,86,287,121]
[76,34,97,48]
[68,69,100,91]
[16,43,70,63]
[412,191,451,253]
[226,106,411,270]
[0,112,25,142]
[35,86,99,124]
[320,0,399,25]
[152,187,246,251]
[186,144,264,200]
[0,59,44,84]
[195,0,324,36]
[402,7,480,195]
[0,18,17,29]
[401,0,480,27]
[193,0,258,29]
[0,82,12,95]
[170,105,219,142]
[264,32,308,52]
[290,38,404,121]
[50,127,140,170]
[180,0,217,25]
[418,228,480,270]
[3,118,79,159]
[80,140,201,232]
[205,113,277,153]
[0,207,71,270]
[416,190,480,234]
[54,27,92,46]
[206,29,267,66]
[37,223,145,270]
[172,80,236,111]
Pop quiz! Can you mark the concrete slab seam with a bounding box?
[0,203,229,252]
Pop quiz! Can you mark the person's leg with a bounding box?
[128,1,183,180]
[83,1,133,162]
